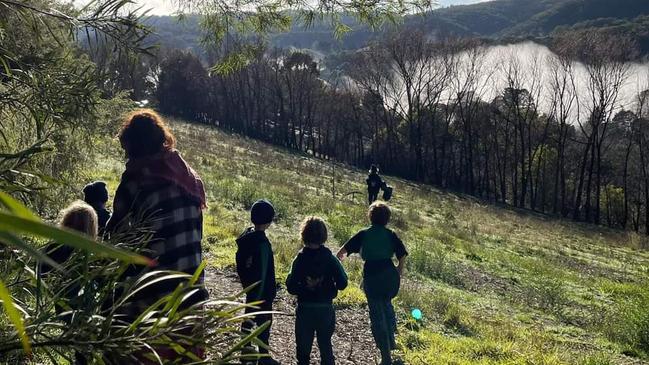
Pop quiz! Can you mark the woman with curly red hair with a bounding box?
[106,109,207,361]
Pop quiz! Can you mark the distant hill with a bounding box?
[412,0,649,37]
[416,0,564,37]
[502,0,649,37]
[144,0,649,56]
[554,15,649,55]
[144,15,204,55]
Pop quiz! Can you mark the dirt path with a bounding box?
[205,266,383,365]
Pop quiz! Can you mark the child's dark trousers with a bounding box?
[242,298,273,355]
[295,304,336,365]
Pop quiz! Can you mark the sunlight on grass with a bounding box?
[86,118,649,363]
[334,285,367,308]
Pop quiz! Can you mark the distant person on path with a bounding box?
[82,181,111,235]
[286,216,348,365]
[105,109,208,360]
[236,199,280,365]
[366,165,384,205]
[336,202,407,365]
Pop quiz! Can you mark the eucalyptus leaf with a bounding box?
[0,279,30,355]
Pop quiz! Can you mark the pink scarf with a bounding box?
[124,149,207,209]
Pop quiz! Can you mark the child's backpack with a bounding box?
[296,250,337,300]
[382,185,393,201]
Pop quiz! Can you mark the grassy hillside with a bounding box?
[89,118,649,364]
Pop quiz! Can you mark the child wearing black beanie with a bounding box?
[235,199,280,365]
[82,181,112,235]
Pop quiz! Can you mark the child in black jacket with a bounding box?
[286,216,348,365]
[366,165,384,205]
[236,199,279,365]
[82,181,112,236]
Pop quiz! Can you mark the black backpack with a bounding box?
[296,250,336,300]
[382,185,393,201]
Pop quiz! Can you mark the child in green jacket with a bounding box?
[236,199,279,365]
[287,217,348,365]
[336,202,407,365]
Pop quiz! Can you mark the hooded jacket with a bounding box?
[236,227,277,302]
[366,172,383,192]
[286,246,348,305]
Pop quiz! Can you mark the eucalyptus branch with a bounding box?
[0,0,73,21]
[0,0,152,54]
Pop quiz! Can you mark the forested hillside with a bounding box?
[145,0,649,56]
[503,0,649,37]
[154,31,649,235]
[415,0,564,37]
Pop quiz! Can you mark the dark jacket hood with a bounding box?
[236,227,267,248]
[299,245,332,258]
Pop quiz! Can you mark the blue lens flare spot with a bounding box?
[411,308,422,321]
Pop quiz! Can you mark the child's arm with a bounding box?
[255,242,270,300]
[285,257,303,295]
[335,247,347,261]
[337,230,365,260]
[332,255,348,290]
[397,256,407,277]
[392,231,408,277]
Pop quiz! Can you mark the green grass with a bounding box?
[88,118,649,364]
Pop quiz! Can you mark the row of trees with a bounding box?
[155,31,649,233]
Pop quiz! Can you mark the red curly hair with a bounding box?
[118,109,176,159]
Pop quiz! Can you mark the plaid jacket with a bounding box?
[107,177,207,318]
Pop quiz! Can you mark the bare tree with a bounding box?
[569,32,635,223]
[547,41,578,216]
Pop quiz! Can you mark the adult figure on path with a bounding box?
[366,165,384,205]
[105,109,208,327]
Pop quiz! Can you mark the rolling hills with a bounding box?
[145,0,649,57]
[89,117,649,364]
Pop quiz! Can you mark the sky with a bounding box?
[73,0,175,15]
[74,0,490,16]
[438,0,489,5]
[132,0,175,15]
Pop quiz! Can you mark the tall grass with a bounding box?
[84,118,649,364]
